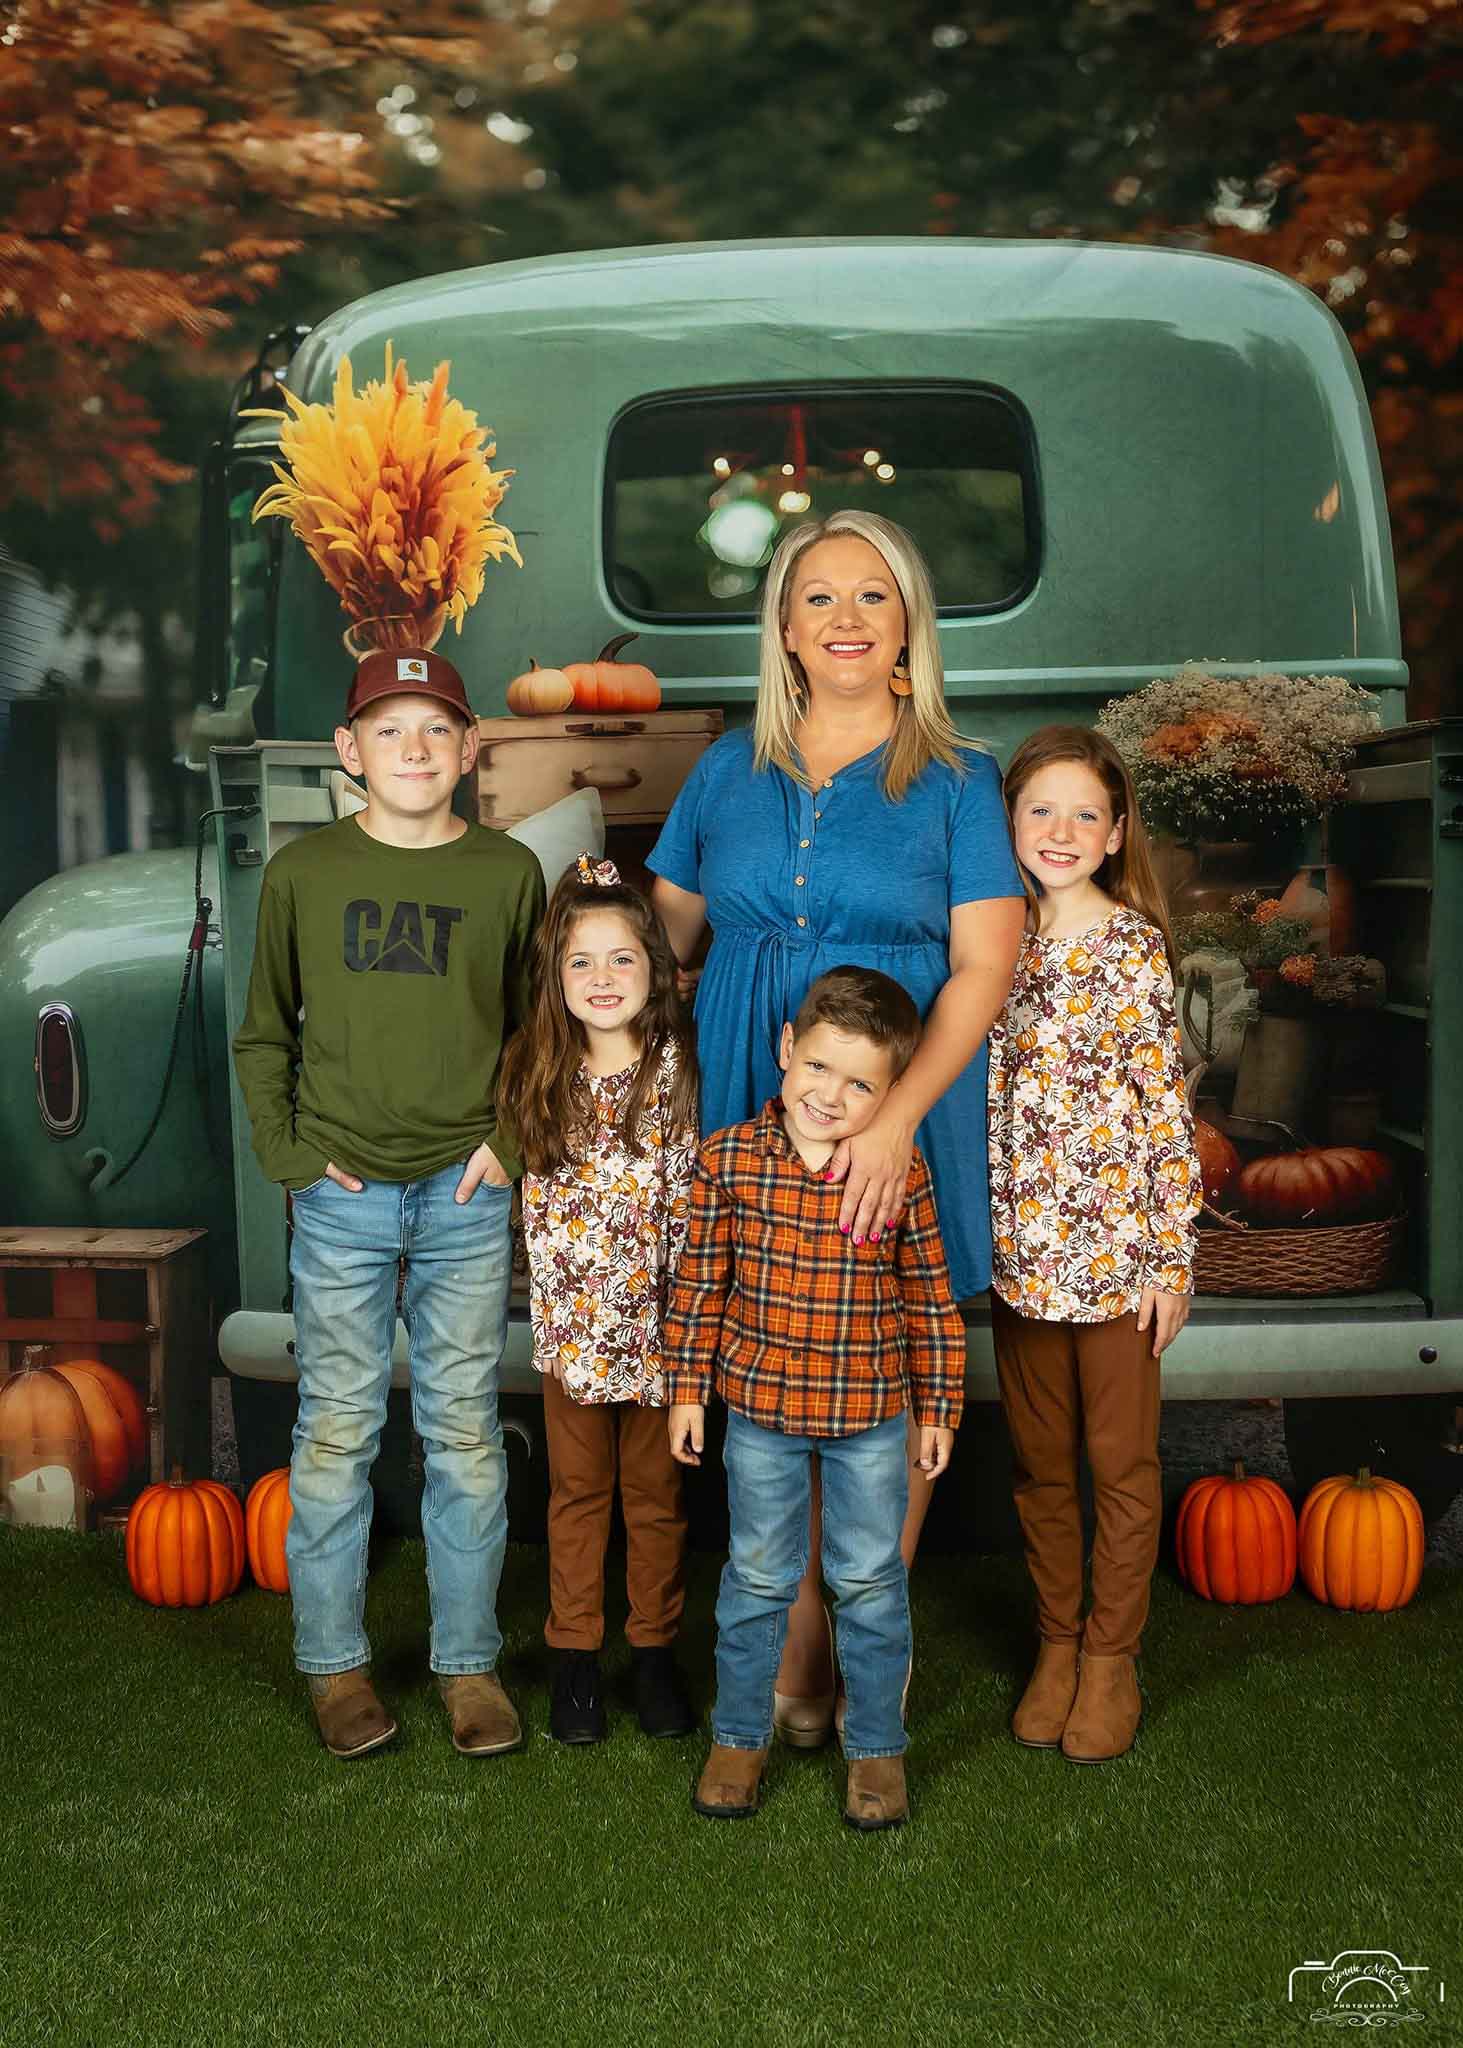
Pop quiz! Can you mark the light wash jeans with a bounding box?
[714,1408,911,1761]
[286,1162,513,1677]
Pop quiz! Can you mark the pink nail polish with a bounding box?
[839,1223,850,1234]
[854,1235,864,1246]
[870,1230,881,1243]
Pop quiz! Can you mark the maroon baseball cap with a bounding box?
[345,647,474,723]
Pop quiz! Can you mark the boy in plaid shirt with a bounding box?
[666,967,964,1831]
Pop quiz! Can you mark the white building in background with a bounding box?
[0,549,183,878]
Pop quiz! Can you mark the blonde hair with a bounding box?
[1002,724,1180,976]
[753,509,983,802]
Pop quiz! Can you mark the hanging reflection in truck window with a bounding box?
[227,459,282,700]
[605,384,1037,621]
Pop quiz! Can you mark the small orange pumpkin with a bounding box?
[562,633,661,713]
[504,657,575,717]
[1193,1119,1241,1209]
[245,1467,292,1593]
[1175,1461,1297,1603]
[126,1473,245,1608]
[1298,1466,1423,1612]
[53,1360,146,1504]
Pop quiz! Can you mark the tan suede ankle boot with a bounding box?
[307,1667,397,1759]
[692,1743,768,1819]
[1060,1651,1142,1763]
[1011,1638,1080,1749]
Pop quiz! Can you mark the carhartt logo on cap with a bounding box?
[397,656,429,682]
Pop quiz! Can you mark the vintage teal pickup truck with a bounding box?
[2,239,1457,1521]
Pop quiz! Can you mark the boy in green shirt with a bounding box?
[234,648,544,1759]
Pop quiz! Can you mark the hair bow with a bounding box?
[575,852,622,888]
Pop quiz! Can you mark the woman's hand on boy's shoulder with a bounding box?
[454,1141,511,1204]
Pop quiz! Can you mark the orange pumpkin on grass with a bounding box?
[245,1467,292,1593]
[1298,1467,1423,1612]
[562,633,661,713]
[126,1473,245,1608]
[1175,1461,1297,1602]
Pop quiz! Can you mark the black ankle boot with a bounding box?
[549,1649,606,1745]
[631,1645,696,1738]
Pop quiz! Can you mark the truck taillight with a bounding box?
[34,1003,86,1138]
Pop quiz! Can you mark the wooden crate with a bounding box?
[0,1228,211,1509]
[476,708,722,830]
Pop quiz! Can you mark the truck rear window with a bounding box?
[605,385,1036,621]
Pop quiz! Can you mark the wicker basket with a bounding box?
[1195,1208,1406,1296]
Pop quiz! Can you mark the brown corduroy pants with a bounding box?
[541,1372,688,1650]
[990,1292,1162,1658]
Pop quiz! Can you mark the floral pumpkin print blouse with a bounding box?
[521,1042,696,1405]
[987,906,1200,1323]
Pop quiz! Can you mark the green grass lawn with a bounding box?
[2,1528,1457,2048]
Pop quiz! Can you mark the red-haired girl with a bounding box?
[988,727,1200,1764]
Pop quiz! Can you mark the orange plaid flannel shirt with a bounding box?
[663,1101,965,1436]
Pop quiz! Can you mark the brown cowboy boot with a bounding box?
[307,1667,397,1759]
[437,1672,522,1755]
[1011,1639,1080,1750]
[844,1756,909,1831]
[692,1743,768,1819]
[1060,1652,1142,1764]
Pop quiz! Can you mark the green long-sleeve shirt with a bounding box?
[233,816,545,1188]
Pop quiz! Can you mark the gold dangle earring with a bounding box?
[889,645,912,697]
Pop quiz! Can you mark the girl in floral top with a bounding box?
[498,855,699,1746]
[987,727,1200,1766]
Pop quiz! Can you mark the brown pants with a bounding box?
[541,1372,687,1650]
[990,1293,1162,1658]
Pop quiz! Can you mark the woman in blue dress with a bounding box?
[649,509,1026,1736]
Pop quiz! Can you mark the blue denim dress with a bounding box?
[647,728,1023,1299]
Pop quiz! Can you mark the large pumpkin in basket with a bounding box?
[1298,1467,1423,1612]
[126,1474,245,1608]
[245,1467,292,1593]
[1237,1147,1395,1227]
[52,1360,146,1504]
[1175,1461,1297,1602]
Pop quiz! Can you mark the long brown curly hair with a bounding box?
[499,869,699,1175]
[1002,724,1179,975]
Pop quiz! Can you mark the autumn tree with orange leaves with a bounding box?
[0,2,514,547]
[1196,0,1463,714]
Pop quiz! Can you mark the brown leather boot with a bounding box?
[438,1672,522,1755]
[692,1743,768,1819]
[307,1667,397,1759]
[1011,1638,1080,1750]
[1060,1652,1142,1763]
[844,1756,909,1831]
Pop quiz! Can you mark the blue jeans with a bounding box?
[714,1409,911,1761]
[286,1162,513,1676]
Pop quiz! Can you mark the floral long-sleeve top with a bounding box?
[987,905,1200,1324]
[521,1041,696,1405]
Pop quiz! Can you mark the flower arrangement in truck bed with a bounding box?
[1096,667,1380,842]
[250,345,519,650]
[1176,893,1384,1009]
